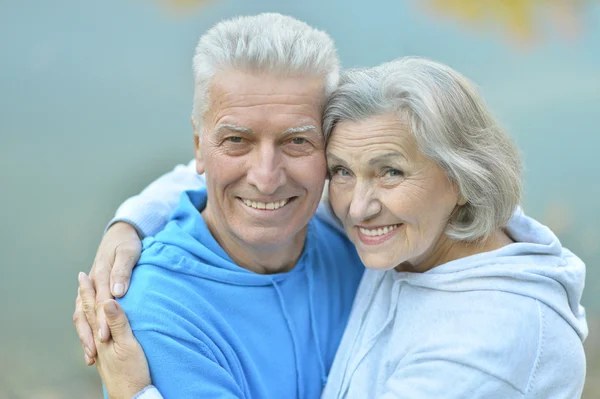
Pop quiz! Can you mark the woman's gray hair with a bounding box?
[323,57,522,241]
[192,13,340,120]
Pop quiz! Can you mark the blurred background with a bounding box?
[1,0,598,397]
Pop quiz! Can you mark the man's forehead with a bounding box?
[208,70,327,107]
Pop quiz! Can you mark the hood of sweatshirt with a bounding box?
[394,208,588,342]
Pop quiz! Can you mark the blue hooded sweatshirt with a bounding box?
[116,188,364,399]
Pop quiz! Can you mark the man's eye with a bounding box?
[228,136,243,143]
[291,137,307,145]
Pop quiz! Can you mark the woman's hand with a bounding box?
[79,272,151,399]
[73,222,142,365]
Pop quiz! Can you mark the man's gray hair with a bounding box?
[192,13,340,120]
[323,57,522,241]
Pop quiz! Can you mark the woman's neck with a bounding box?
[395,229,513,273]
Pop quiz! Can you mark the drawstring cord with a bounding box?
[272,279,304,399]
[308,260,328,388]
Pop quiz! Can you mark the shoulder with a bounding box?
[415,289,542,349]
[308,215,364,282]
[309,214,359,260]
[524,301,586,396]
[117,241,216,338]
[403,289,543,393]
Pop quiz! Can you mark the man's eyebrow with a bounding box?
[215,124,253,135]
[368,152,405,165]
[281,125,320,136]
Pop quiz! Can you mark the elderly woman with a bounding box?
[320,57,587,398]
[77,57,587,398]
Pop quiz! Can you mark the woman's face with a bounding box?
[327,113,462,272]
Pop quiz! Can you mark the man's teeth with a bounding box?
[359,224,400,237]
[242,199,289,210]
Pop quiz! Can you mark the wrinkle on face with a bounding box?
[206,70,324,133]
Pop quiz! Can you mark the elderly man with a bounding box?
[74,13,364,399]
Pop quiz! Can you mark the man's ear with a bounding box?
[192,115,205,175]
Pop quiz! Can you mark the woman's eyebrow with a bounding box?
[326,153,348,166]
[368,152,405,165]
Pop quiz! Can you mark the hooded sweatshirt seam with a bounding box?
[141,241,305,286]
[132,328,218,362]
[407,258,564,277]
[132,328,248,394]
[525,300,545,395]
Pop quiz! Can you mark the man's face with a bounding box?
[196,69,327,254]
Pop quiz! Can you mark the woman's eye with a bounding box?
[329,167,350,178]
[383,168,403,178]
[291,137,307,145]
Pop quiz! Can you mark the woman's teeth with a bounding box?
[358,224,400,237]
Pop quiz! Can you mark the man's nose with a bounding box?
[246,144,286,195]
[348,180,381,223]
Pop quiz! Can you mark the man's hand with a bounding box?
[73,222,142,365]
[79,272,151,398]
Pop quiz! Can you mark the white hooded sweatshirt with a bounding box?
[322,209,587,399]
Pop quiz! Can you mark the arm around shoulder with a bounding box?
[110,160,204,238]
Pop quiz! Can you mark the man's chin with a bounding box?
[237,227,298,248]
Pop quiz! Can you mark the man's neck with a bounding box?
[200,209,308,275]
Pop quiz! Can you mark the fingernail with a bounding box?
[98,328,104,341]
[78,272,85,283]
[112,283,125,296]
[85,347,93,358]
[104,300,119,316]
[84,353,91,364]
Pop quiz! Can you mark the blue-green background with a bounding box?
[1,0,598,397]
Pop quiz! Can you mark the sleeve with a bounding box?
[133,386,164,399]
[377,358,524,399]
[133,329,244,399]
[108,160,205,238]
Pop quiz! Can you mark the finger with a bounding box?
[84,348,95,366]
[110,242,140,297]
[90,258,113,343]
[73,290,97,359]
[78,272,99,334]
[91,256,113,305]
[102,300,135,343]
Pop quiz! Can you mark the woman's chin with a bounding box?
[358,252,401,271]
